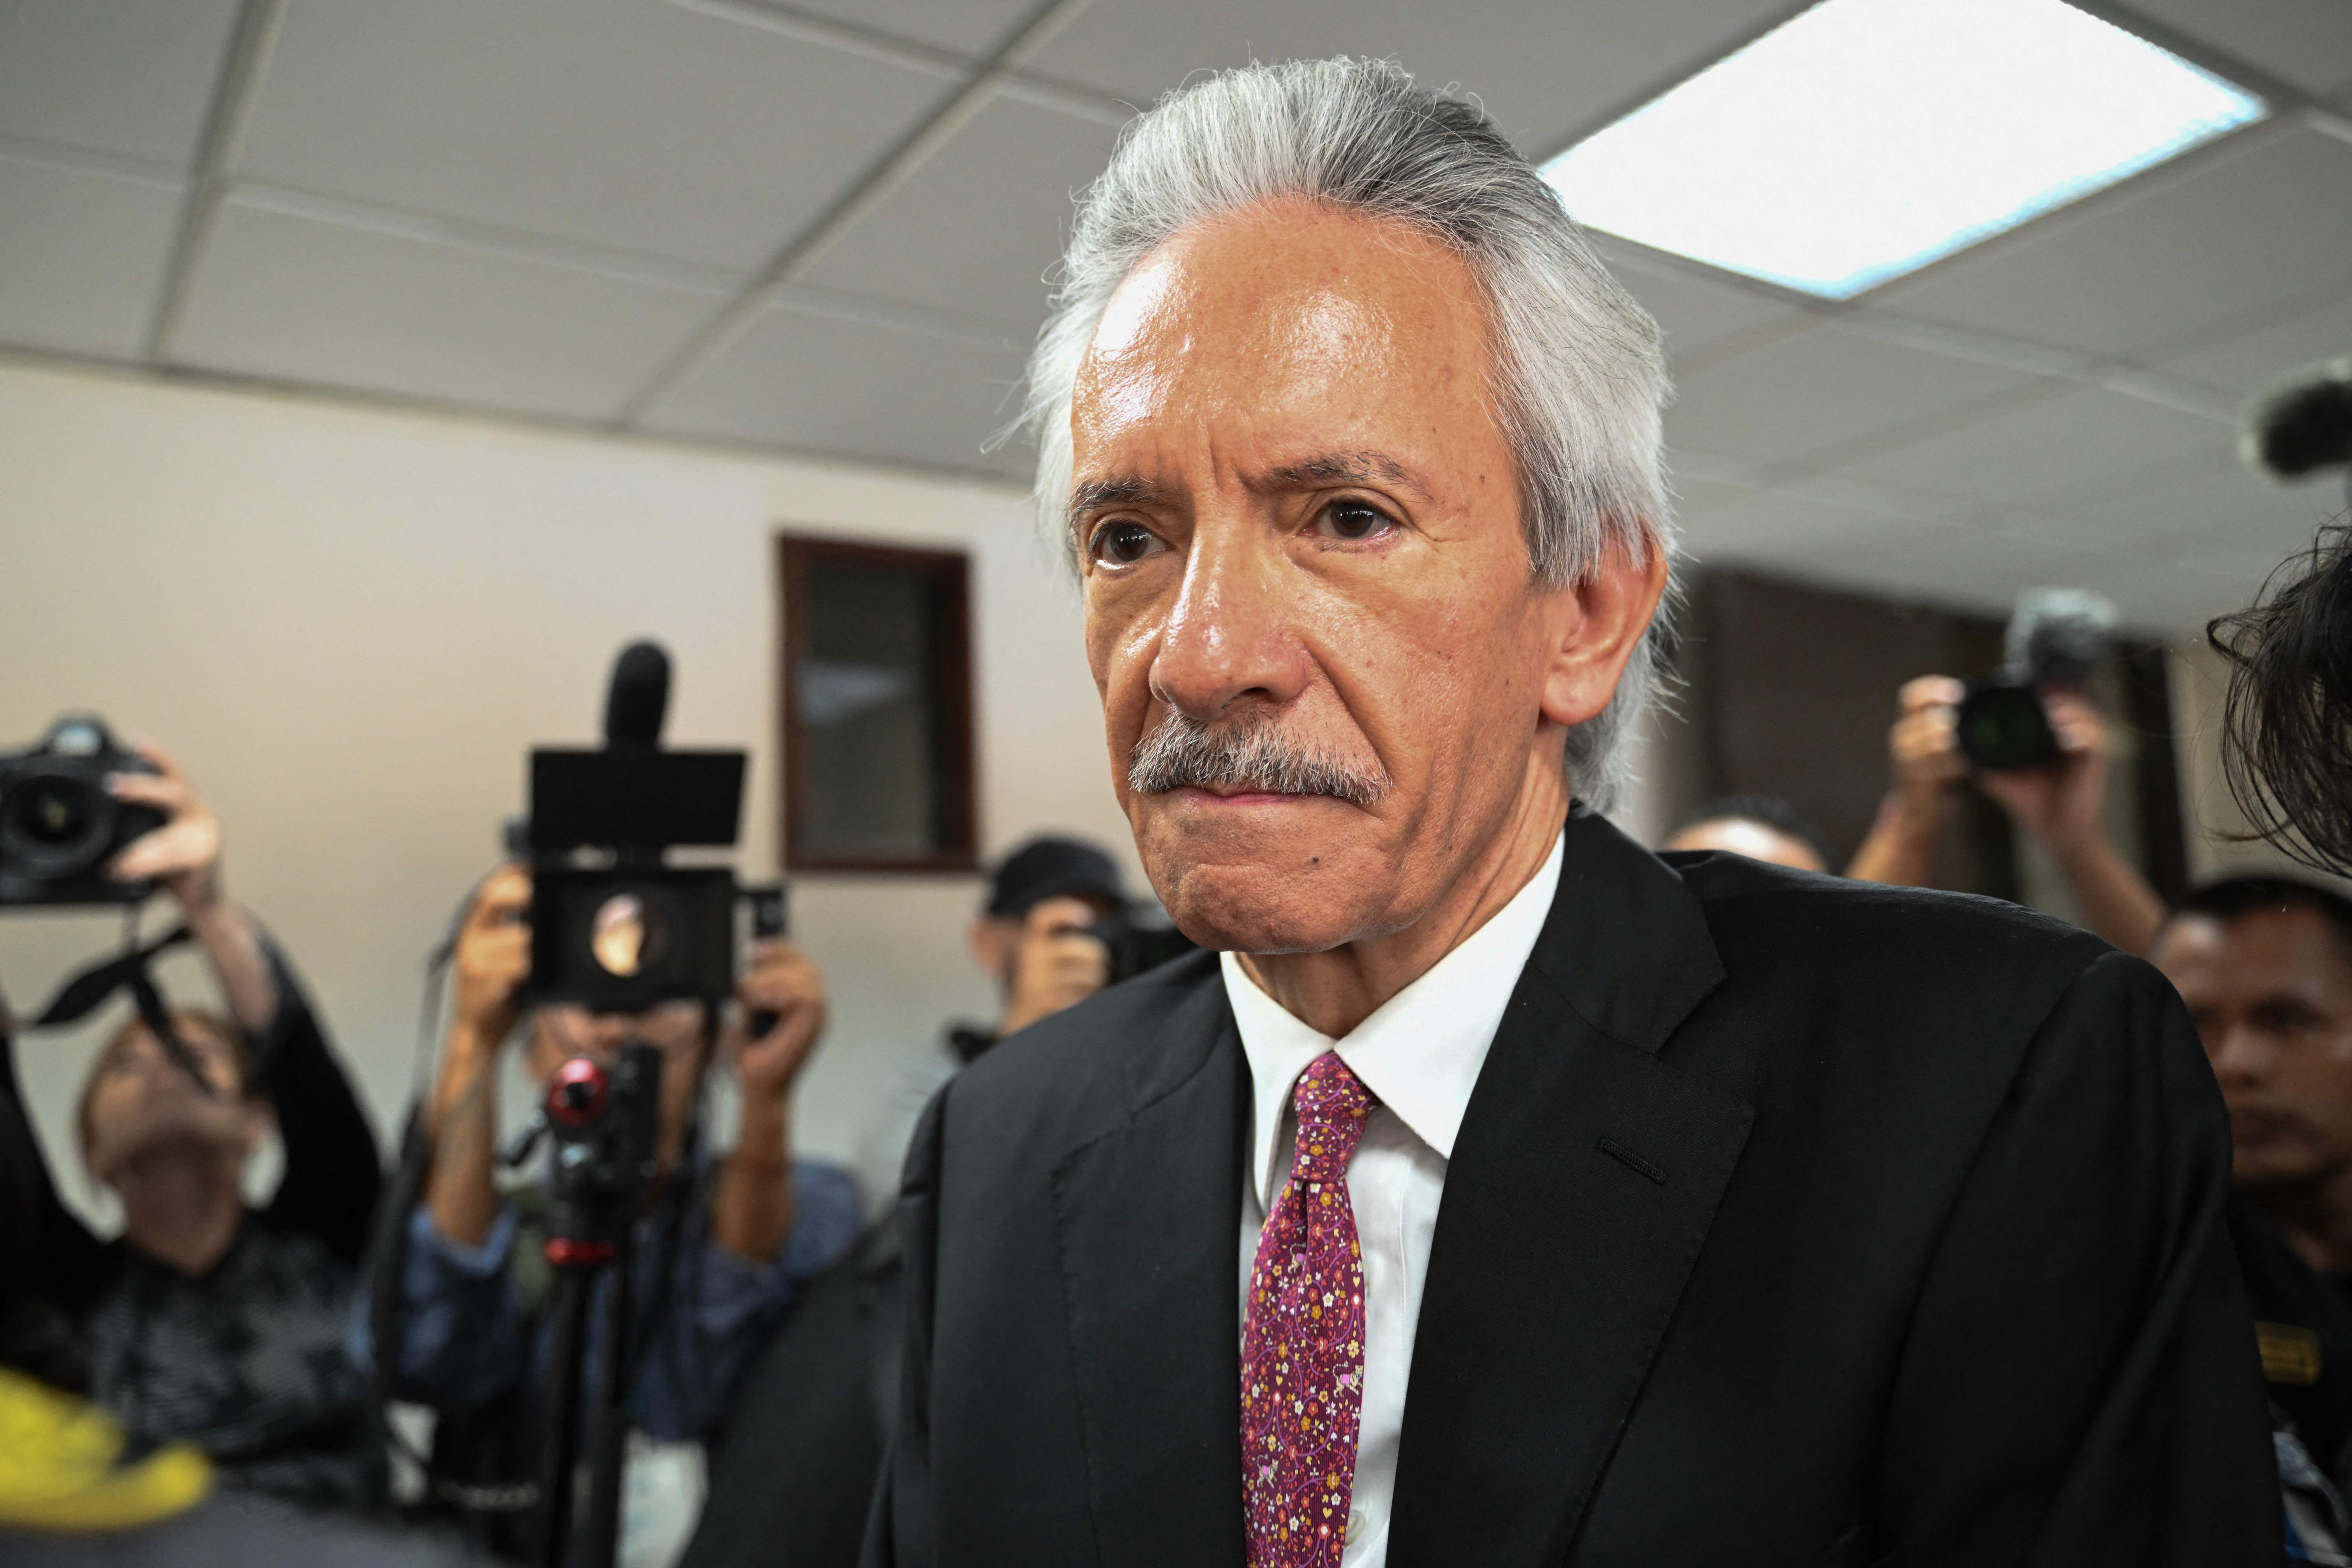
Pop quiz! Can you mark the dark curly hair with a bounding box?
[2210,518,2352,874]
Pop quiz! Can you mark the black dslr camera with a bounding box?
[525,642,781,1013]
[0,716,165,907]
[1085,909,1199,984]
[1955,589,2118,771]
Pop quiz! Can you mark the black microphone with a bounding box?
[602,641,670,752]
[2246,365,2352,480]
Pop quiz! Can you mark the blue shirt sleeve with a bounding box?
[345,1204,529,1416]
[628,1160,862,1441]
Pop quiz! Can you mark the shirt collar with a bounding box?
[1222,828,1564,1212]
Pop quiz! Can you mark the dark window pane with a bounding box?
[799,564,937,860]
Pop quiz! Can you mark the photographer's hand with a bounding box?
[425,865,531,1248]
[1977,691,2166,955]
[106,741,276,1034]
[714,939,827,1263]
[1847,678,1965,885]
[999,896,1113,1037]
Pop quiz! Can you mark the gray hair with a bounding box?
[1021,56,1676,810]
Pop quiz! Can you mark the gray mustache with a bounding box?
[1127,712,1390,807]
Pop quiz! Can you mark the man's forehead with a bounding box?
[2159,907,2352,986]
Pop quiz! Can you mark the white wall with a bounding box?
[0,359,1140,1224]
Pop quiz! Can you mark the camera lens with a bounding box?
[0,769,112,877]
[589,891,672,978]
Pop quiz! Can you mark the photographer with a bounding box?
[1847,674,2168,955]
[10,741,384,1507]
[375,864,858,1503]
[852,837,1124,1216]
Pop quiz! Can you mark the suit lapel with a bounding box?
[1390,811,1754,1568]
[1050,967,1249,1568]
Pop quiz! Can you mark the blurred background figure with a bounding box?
[368,863,857,1561]
[1848,674,2168,955]
[11,742,384,1509]
[2150,880,2352,1552]
[1659,794,1834,873]
[852,836,1126,1217]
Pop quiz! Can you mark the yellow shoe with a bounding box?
[0,1367,211,1532]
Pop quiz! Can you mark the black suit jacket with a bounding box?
[866,810,2277,1565]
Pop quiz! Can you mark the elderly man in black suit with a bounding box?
[865,57,2276,1568]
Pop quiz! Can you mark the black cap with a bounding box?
[986,837,1127,919]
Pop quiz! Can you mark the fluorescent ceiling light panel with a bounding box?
[1541,0,2265,299]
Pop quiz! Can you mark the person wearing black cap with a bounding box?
[852,836,1129,1217]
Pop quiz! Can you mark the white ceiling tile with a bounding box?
[1842,387,2234,506]
[777,0,1036,56]
[1023,0,1798,162]
[0,153,181,357]
[1664,324,2036,463]
[801,94,1126,328]
[1599,250,1801,362]
[2050,454,2344,558]
[0,0,241,166]
[1670,477,1756,516]
[2076,554,2278,634]
[170,200,728,420]
[237,0,959,272]
[2122,0,2352,101]
[1677,485,1937,563]
[1764,524,2121,621]
[643,302,1034,478]
[1880,128,2352,355]
[2154,287,2352,397]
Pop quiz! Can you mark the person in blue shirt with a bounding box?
[363,864,857,1548]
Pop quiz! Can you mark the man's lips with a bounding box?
[1166,785,1318,806]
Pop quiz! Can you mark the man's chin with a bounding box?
[1135,799,1389,953]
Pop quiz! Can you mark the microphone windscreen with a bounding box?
[2248,367,2352,479]
[603,640,671,751]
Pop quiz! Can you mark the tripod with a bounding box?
[531,1043,661,1568]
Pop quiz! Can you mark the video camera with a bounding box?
[525,641,782,1013]
[0,716,165,907]
[1954,589,2117,771]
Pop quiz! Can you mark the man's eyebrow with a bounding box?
[1256,451,1432,501]
[1066,475,1175,531]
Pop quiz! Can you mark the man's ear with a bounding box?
[238,1099,276,1161]
[1539,535,1671,729]
[968,918,1003,978]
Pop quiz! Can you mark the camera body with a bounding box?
[1954,679,2058,772]
[1954,589,2117,773]
[1085,911,1199,985]
[0,716,165,907]
[523,643,777,1014]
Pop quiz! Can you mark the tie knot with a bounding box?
[1290,1052,1376,1181]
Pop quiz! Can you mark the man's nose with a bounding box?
[2212,1023,2275,1085]
[1149,514,1310,722]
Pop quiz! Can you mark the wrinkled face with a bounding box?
[83,1017,264,1183]
[1069,200,1588,953]
[2153,908,2352,1190]
[528,1003,709,1176]
[1660,817,1828,874]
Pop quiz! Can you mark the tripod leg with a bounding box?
[580,1226,635,1568]
[536,1268,596,1568]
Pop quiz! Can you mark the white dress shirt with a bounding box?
[1224,828,1564,1568]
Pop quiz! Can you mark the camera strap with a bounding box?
[24,924,214,1093]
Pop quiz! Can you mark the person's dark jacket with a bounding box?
[679,1215,904,1568]
[867,807,2279,1566]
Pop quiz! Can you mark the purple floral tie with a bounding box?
[1242,1051,1379,1567]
